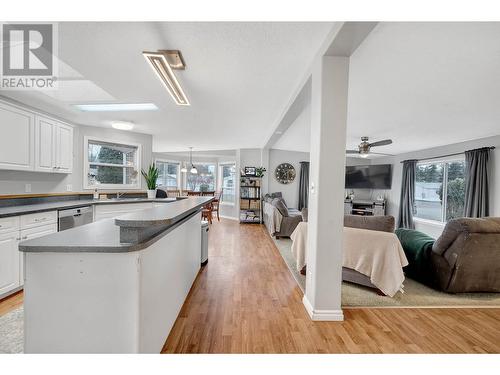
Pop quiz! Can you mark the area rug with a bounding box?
[0,307,23,353]
[271,236,500,307]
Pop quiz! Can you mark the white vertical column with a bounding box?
[303,56,349,321]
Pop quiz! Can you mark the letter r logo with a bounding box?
[2,24,53,76]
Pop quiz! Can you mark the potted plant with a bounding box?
[256,167,267,178]
[141,164,159,199]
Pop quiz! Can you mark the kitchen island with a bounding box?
[18,196,212,353]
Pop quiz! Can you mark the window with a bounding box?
[156,161,180,189]
[415,159,465,222]
[219,163,236,204]
[85,137,141,189]
[187,163,216,192]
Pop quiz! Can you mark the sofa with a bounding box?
[262,193,302,238]
[299,211,397,291]
[342,215,396,290]
[396,217,500,293]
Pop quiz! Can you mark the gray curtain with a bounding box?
[464,147,490,218]
[298,161,310,210]
[398,159,417,229]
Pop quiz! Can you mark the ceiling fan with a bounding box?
[346,136,393,158]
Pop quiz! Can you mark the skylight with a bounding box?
[74,103,158,112]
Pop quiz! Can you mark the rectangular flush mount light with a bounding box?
[74,103,159,112]
[143,51,190,106]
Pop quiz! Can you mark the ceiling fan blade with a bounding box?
[346,150,359,154]
[369,152,395,156]
[369,139,392,147]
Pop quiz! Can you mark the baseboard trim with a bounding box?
[302,295,344,321]
[219,215,239,221]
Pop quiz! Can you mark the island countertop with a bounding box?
[18,196,213,253]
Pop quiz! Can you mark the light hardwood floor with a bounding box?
[1,219,499,353]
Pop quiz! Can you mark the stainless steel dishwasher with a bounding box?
[58,206,93,231]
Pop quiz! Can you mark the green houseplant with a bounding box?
[141,163,159,199]
[256,167,267,178]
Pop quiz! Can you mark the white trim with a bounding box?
[302,295,344,321]
[220,202,235,207]
[83,136,142,190]
[219,215,239,221]
[413,217,447,228]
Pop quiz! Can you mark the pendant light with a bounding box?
[188,147,198,174]
[180,162,188,173]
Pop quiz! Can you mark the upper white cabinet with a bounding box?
[0,101,35,171]
[0,100,74,174]
[55,122,73,173]
[35,115,73,173]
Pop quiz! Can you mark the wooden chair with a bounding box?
[201,191,215,196]
[166,189,181,198]
[187,191,201,196]
[211,189,223,221]
[201,204,213,224]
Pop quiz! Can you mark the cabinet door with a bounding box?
[0,232,20,296]
[19,223,58,285]
[35,116,57,172]
[0,101,35,171]
[55,123,73,173]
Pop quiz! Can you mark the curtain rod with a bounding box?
[400,146,495,163]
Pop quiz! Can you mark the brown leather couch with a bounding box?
[429,217,500,293]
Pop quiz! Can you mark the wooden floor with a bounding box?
[162,219,500,353]
[1,219,499,353]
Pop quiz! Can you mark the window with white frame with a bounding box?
[414,159,465,222]
[85,138,141,189]
[219,163,236,204]
[186,163,216,192]
[156,160,180,189]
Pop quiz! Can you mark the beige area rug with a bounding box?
[271,236,500,307]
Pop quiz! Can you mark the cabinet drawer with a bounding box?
[0,216,20,234]
[20,211,57,229]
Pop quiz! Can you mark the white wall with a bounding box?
[268,149,310,208]
[0,124,153,195]
[372,135,500,238]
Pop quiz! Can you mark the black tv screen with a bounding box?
[345,164,392,189]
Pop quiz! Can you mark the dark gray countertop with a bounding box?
[18,197,212,253]
[0,197,178,218]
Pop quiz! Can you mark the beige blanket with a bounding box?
[290,223,409,297]
[263,201,282,235]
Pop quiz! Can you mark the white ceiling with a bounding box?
[2,22,333,152]
[272,22,500,156]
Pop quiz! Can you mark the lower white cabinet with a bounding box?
[19,223,57,285]
[94,203,155,221]
[0,232,21,296]
[0,211,57,298]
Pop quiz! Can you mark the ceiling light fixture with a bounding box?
[74,103,158,112]
[111,121,134,131]
[188,147,197,174]
[143,50,190,106]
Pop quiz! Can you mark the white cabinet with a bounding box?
[0,231,20,296]
[35,115,73,174]
[0,210,57,298]
[0,101,35,171]
[94,203,154,221]
[55,123,73,173]
[19,223,57,284]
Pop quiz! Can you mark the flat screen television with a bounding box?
[345,164,392,189]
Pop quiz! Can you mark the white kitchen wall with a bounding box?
[371,135,500,238]
[0,124,153,195]
[268,149,310,208]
